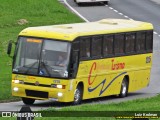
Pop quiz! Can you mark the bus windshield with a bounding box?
[13,37,71,78]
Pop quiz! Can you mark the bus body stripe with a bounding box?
[88,72,127,96]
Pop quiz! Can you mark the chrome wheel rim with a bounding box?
[122,82,127,95]
[74,89,80,102]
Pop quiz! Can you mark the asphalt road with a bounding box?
[0,0,160,112]
[65,0,160,94]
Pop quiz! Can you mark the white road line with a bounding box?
[153,31,160,38]
[63,0,89,22]
[124,15,129,18]
[114,10,118,13]
[154,31,158,35]
[129,18,134,21]
[106,5,160,38]
[109,5,132,20]
[64,0,160,38]
[153,32,160,38]
[109,7,113,10]
[119,13,123,15]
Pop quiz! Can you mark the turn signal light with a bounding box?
[51,84,65,89]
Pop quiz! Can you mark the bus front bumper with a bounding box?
[12,83,73,102]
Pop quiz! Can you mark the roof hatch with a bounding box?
[99,19,118,25]
[55,26,73,29]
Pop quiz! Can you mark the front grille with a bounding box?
[25,90,48,98]
[24,82,51,87]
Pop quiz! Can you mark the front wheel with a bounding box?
[72,86,83,105]
[119,78,128,98]
[22,97,35,105]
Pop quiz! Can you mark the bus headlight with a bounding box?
[14,80,20,84]
[51,84,65,89]
[58,92,63,97]
[12,80,24,84]
[57,85,62,89]
[13,87,19,92]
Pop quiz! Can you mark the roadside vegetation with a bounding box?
[36,95,160,120]
[0,94,160,120]
[59,94,160,111]
[0,0,83,101]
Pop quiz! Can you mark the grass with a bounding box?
[57,94,160,111]
[30,94,160,120]
[0,0,83,101]
[0,94,160,120]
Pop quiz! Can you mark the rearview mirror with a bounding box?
[7,40,16,58]
[7,41,13,55]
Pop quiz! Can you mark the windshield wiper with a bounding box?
[24,50,40,74]
[24,61,39,74]
[40,61,52,77]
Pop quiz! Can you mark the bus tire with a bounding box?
[22,97,35,105]
[73,86,83,105]
[119,78,128,98]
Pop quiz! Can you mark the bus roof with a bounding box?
[19,19,153,41]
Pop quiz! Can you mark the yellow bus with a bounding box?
[7,19,153,105]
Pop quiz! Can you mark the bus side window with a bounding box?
[80,37,91,59]
[146,31,153,52]
[125,33,135,53]
[103,35,113,56]
[114,34,125,54]
[91,36,102,57]
[136,32,145,52]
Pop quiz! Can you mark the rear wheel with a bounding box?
[73,86,83,105]
[22,97,35,105]
[119,78,128,98]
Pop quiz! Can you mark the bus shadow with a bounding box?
[28,92,147,108]
[81,92,147,104]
